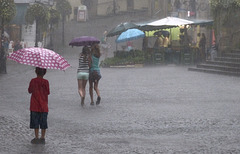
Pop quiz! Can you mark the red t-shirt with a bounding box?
[28,77,50,112]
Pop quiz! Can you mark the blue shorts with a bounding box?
[77,72,89,80]
[30,112,48,129]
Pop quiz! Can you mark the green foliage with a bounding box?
[210,0,240,21]
[49,8,60,25]
[210,0,240,34]
[210,0,240,19]
[0,0,16,23]
[101,50,145,67]
[56,0,72,45]
[56,0,72,18]
[210,0,240,9]
[25,3,49,26]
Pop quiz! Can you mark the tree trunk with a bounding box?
[113,0,116,14]
[50,22,53,50]
[35,20,39,47]
[62,16,65,46]
[0,17,7,74]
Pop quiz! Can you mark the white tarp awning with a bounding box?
[147,17,194,26]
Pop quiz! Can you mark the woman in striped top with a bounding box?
[77,46,91,106]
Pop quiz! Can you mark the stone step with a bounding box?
[188,49,240,76]
[215,57,240,63]
[206,60,240,68]
[197,63,240,72]
[188,67,240,76]
[223,53,240,58]
[231,49,240,53]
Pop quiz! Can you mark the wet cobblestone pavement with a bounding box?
[1,49,240,153]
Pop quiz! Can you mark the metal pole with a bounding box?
[113,0,116,14]
[0,17,7,74]
[49,5,54,50]
[151,0,154,18]
[50,21,53,49]
[164,0,168,17]
[0,17,6,73]
[62,15,65,46]
[35,20,38,47]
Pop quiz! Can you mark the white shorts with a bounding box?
[77,72,89,80]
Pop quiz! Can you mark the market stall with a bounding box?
[138,17,213,65]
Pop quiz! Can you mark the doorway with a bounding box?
[127,0,134,11]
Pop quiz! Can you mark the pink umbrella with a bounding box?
[7,47,71,71]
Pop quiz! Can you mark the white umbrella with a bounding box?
[147,16,194,26]
[4,31,9,38]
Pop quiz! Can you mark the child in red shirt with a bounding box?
[28,67,50,144]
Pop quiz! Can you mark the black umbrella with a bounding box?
[106,22,139,37]
[154,30,170,37]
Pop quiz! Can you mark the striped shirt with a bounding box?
[77,55,89,73]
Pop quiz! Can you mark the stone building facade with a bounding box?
[148,0,211,20]
[68,0,149,20]
[67,0,211,21]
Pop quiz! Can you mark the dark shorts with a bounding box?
[30,111,48,129]
[89,70,101,82]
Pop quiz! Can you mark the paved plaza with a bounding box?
[1,47,240,153]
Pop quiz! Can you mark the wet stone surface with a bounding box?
[1,49,240,153]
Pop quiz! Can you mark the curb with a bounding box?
[109,64,144,68]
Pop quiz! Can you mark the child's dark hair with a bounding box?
[35,67,46,77]
[82,46,90,55]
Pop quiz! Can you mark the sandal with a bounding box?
[96,96,101,105]
[39,138,45,144]
[31,138,39,144]
[81,97,85,106]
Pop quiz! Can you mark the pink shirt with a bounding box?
[28,77,50,112]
